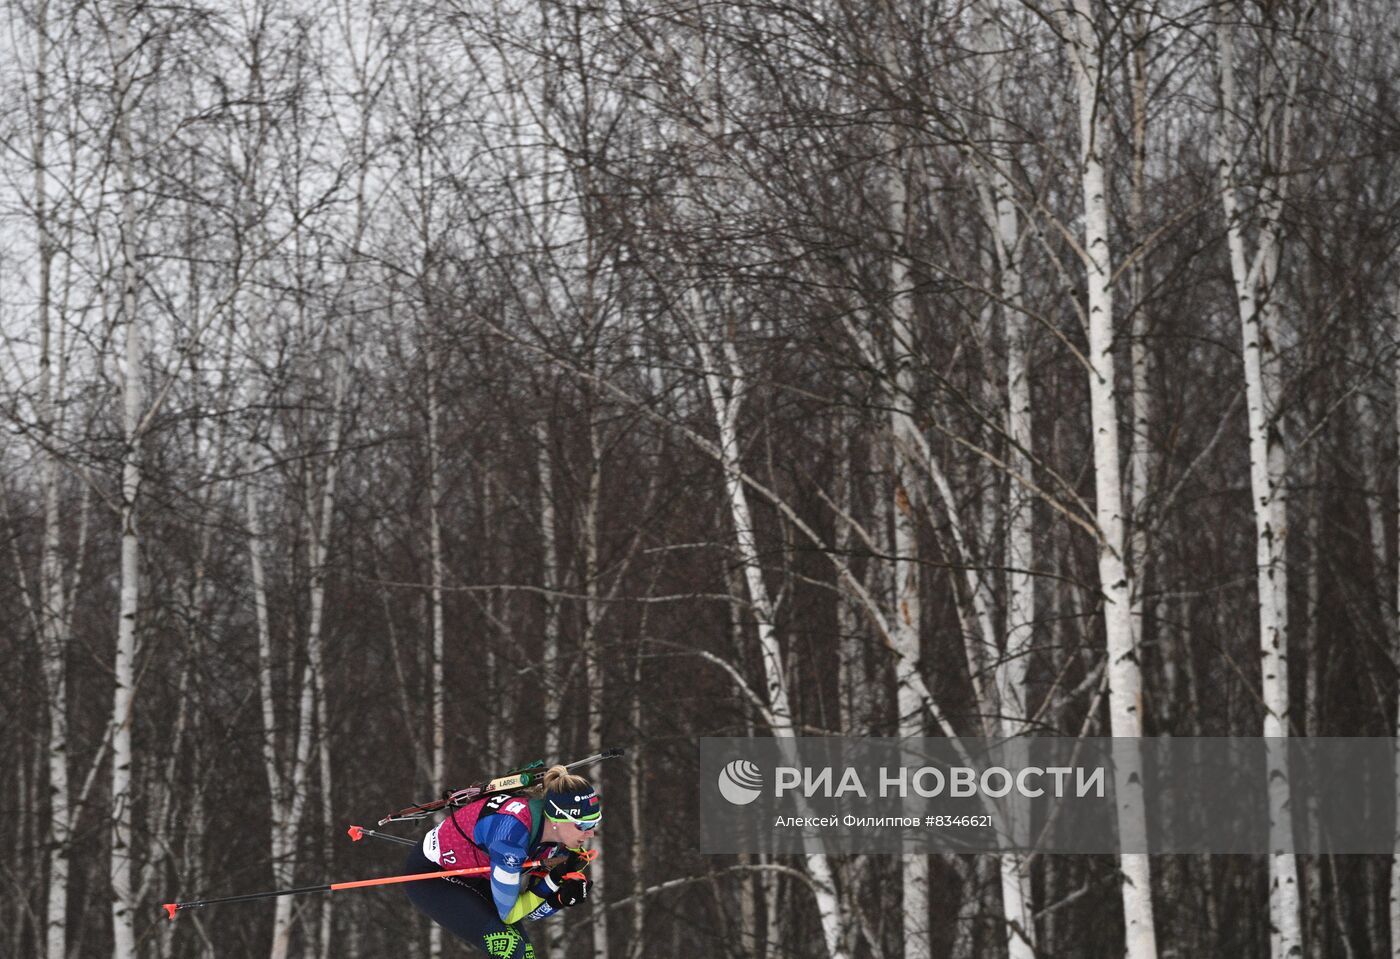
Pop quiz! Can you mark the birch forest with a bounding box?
[3,0,1400,956]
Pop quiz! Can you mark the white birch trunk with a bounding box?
[836,441,882,952]
[673,23,845,952]
[1126,13,1160,726]
[725,561,776,959]
[427,341,447,959]
[314,554,336,959]
[248,483,297,959]
[268,481,313,959]
[39,420,72,959]
[886,163,932,959]
[30,2,72,950]
[1216,19,1301,957]
[305,352,348,959]
[110,1,143,947]
[1059,5,1158,957]
[539,419,561,748]
[149,194,230,959]
[981,15,1038,952]
[305,31,377,950]
[255,346,348,959]
[833,423,872,736]
[696,334,845,959]
[891,453,930,959]
[677,24,843,953]
[870,18,942,942]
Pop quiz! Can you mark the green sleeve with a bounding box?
[504,888,550,924]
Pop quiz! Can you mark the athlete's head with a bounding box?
[538,765,601,846]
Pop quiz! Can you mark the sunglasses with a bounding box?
[547,799,602,831]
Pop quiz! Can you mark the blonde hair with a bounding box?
[527,764,589,798]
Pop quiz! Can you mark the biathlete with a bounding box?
[402,764,601,958]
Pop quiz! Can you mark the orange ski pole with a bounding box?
[161,858,548,920]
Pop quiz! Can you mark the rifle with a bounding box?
[377,746,623,826]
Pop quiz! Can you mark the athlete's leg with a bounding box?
[401,848,535,958]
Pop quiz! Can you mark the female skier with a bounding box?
[402,764,601,958]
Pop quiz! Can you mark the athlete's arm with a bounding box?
[475,813,531,922]
[504,850,591,922]
[503,885,554,924]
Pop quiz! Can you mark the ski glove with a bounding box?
[548,851,589,880]
[546,875,592,909]
[540,852,592,909]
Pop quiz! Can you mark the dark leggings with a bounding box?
[402,846,535,958]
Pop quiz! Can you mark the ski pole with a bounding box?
[346,824,415,847]
[161,858,550,920]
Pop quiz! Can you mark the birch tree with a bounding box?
[15,1,92,952]
[251,323,352,959]
[108,0,145,947]
[969,11,1039,954]
[1055,2,1158,956]
[1215,5,1312,954]
[693,325,845,957]
[870,16,933,951]
[5,0,1400,954]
